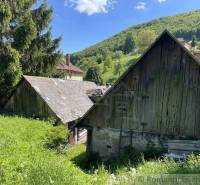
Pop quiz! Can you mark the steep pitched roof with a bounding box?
[77,30,200,126]
[56,61,83,74]
[23,75,97,123]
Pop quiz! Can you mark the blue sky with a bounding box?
[44,0,200,53]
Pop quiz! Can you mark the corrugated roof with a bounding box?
[23,75,97,124]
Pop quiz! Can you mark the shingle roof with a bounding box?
[56,61,83,74]
[23,75,97,123]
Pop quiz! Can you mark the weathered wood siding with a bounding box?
[82,33,200,138]
[4,80,58,121]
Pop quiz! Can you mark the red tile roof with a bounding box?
[56,61,83,74]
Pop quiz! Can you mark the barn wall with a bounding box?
[83,34,200,139]
[4,80,58,121]
[89,127,169,159]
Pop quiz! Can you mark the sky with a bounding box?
[43,0,200,53]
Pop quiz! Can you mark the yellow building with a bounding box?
[56,54,83,81]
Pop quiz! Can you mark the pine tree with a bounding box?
[0,45,22,104]
[123,33,135,54]
[84,66,103,85]
[0,0,62,103]
[21,3,62,76]
[191,35,197,47]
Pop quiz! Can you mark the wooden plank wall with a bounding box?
[84,34,200,138]
[4,80,58,121]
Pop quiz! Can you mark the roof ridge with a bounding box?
[76,30,200,126]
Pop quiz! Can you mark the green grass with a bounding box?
[0,116,92,185]
[0,115,200,185]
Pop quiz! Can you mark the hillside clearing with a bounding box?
[0,116,200,185]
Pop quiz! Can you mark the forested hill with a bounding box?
[73,10,200,59]
[72,10,200,84]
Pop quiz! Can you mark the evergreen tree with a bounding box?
[191,35,197,47]
[84,66,103,85]
[123,33,135,54]
[0,0,62,102]
[0,45,22,104]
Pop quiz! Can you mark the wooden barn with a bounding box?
[77,30,200,159]
[4,75,106,143]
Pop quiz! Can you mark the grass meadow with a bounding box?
[0,116,200,185]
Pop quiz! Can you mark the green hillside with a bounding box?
[74,10,200,59]
[72,10,200,84]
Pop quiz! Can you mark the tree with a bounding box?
[123,33,135,54]
[191,35,197,47]
[84,66,103,85]
[0,1,62,102]
[104,55,113,68]
[0,45,22,104]
[113,50,123,60]
[102,64,109,74]
[114,62,122,77]
[136,29,156,53]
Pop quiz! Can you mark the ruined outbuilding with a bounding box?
[4,75,105,143]
[78,30,200,159]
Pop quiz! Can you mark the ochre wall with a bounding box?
[65,73,83,81]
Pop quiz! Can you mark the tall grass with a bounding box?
[0,115,200,185]
[0,116,92,185]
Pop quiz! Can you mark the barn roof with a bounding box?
[77,30,200,127]
[23,75,97,124]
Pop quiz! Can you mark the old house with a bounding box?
[77,30,200,159]
[56,54,84,81]
[4,75,105,143]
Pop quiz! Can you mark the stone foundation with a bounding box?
[89,127,169,159]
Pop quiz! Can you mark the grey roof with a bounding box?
[23,75,98,124]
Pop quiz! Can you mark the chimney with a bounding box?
[66,54,70,66]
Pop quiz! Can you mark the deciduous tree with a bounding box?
[136,29,156,53]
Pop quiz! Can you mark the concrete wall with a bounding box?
[89,127,169,159]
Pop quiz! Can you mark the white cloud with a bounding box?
[158,0,166,3]
[135,2,146,10]
[65,0,115,16]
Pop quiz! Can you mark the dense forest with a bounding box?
[72,10,200,84]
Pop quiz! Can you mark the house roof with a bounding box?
[56,60,83,74]
[23,75,97,124]
[77,30,200,127]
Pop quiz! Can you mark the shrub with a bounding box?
[44,124,68,150]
